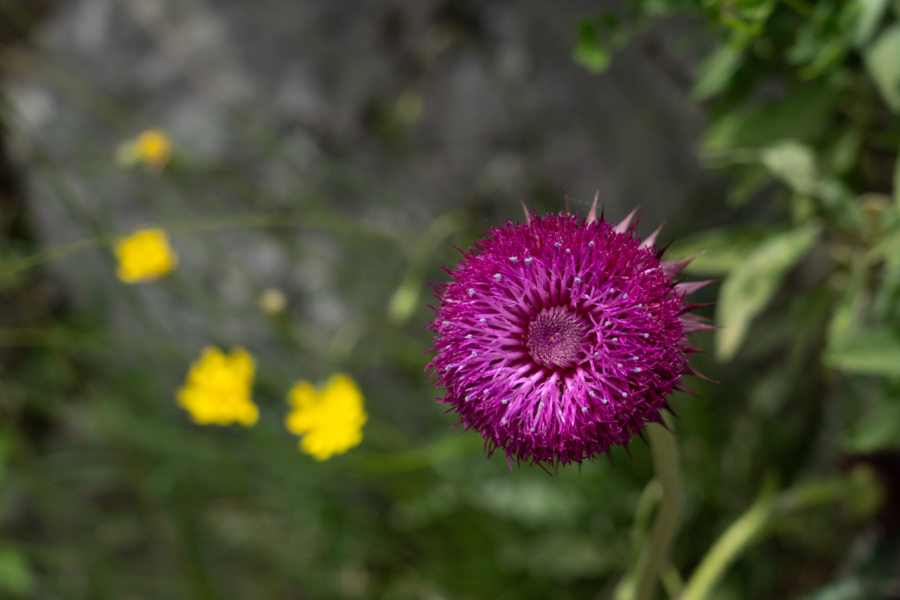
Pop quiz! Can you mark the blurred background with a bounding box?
[0,1,898,598]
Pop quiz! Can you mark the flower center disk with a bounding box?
[525,305,588,369]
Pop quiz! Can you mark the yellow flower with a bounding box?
[285,373,367,461]
[113,228,178,283]
[115,128,172,170]
[116,129,172,171]
[177,346,259,426]
[258,287,287,316]
[136,129,172,168]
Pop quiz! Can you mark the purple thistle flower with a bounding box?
[426,199,712,467]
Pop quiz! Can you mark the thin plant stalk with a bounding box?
[680,470,882,600]
[631,419,684,600]
[680,479,777,600]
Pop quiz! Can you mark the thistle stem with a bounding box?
[631,420,684,600]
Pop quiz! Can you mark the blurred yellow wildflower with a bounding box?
[285,373,367,461]
[259,287,287,316]
[177,346,259,426]
[116,128,172,170]
[113,228,178,283]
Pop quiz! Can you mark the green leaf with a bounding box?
[826,261,868,350]
[748,367,794,416]
[871,223,900,322]
[0,547,34,597]
[894,151,900,209]
[572,20,611,74]
[701,84,841,158]
[788,1,859,78]
[844,397,900,451]
[855,0,889,47]
[824,127,862,175]
[716,224,821,360]
[872,270,900,324]
[797,577,892,600]
[0,432,12,488]
[692,43,743,100]
[824,329,900,376]
[716,0,778,35]
[726,165,771,207]
[668,226,773,276]
[864,24,900,112]
[756,140,854,213]
[871,226,900,268]
[759,140,818,195]
[794,578,862,600]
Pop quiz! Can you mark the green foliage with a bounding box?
[843,395,900,450]
[700,84,842,159]
[855,0,891,46]
[824,330,900,376]
[715,223,820,360]
[865,24,900,111]
[692,44,744,100]
[613,0,900,364]
[894,154,900,207]
[573,16,626,74]
[669,226,771,275]
[575,0,900,596]
[0,547,35,598]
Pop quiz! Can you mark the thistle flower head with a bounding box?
[427,201,710,467]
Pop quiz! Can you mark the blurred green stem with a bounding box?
[680,476,777,600]
[0,211,403,279]
[387,210,464,324]
[681,469,883,600]
[624,420,683,600]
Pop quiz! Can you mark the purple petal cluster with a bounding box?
[427,205,709,467]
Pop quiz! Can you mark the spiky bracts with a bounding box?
[427,200,710,467]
